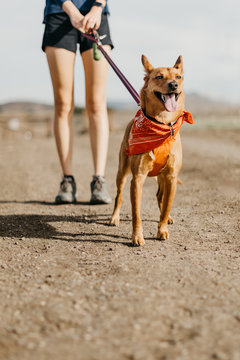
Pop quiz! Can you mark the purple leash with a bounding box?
[81,30,140,106]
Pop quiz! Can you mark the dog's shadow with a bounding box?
[0,201,159,246]
[0,214,159,247]
[0,213,135,245]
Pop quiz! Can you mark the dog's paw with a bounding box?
[157,225,169,240]
[168,215,174,224]
[132,234,145,246]
[109,216,120,226]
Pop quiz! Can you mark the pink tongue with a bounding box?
[164,93,178,112]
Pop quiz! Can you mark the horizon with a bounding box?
[0,0,240,106]
[1,91,240,108]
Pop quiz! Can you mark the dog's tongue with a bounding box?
[164,93,178,112]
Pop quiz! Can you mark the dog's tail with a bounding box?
[177,178,183,185]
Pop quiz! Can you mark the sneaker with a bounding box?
[90,175,112,204]
[55,175,77,204]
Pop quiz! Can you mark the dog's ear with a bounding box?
[142,55,154,73]
[174,55,183,72]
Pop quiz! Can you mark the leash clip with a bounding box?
[92,29,102,45]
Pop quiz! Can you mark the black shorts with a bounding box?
[42,12,113,54]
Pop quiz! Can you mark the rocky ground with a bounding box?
[0,112,240,360]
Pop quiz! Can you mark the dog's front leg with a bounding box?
[157,176,177,240]
[130,174,147,246]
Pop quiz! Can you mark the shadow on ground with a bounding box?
[0,209,159,246]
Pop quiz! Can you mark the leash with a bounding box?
[80,30,140,105]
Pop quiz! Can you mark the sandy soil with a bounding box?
[0,112,240,360]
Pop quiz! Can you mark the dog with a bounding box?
[110,55,193,246]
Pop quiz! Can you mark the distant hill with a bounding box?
[0,101,53,114]
[0,95,239,116]
[185,93,240,116]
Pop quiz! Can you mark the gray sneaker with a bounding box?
[90,175,112,204]
[55,175,77,204]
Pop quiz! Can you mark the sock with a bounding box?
[64,175,75,182]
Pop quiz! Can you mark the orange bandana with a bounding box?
[126,108,193,176]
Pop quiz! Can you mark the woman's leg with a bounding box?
[45,46,77,203]
[81,45,112,204]
[45,46,76,176]
[82,45,111,177]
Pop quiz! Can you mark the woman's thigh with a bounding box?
[82,45,111,109]
[45,47,76,106]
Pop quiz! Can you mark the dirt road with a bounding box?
[0,112,240,360]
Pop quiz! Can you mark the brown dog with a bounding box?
[110,55,193,246]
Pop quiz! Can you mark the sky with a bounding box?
[0,0,239,106]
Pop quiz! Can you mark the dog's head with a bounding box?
[140,55,184,116]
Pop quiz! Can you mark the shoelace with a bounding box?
[93,177,105,191]
[61,178,73,191]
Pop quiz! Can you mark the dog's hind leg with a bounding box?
[110,156,130,226]
[156,181,163,211]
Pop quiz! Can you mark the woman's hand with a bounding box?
[79,6,102,33]
[62,0,105,34]
[62,1,84,30]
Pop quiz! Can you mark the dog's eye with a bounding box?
[155,75,163,80]
[176,75,181,79]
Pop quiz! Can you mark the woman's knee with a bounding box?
[54,98,74,118]
[86,97,107,117]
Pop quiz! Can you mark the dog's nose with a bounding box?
[168,81,178,91]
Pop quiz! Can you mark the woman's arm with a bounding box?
[62,0,106,33]
[79,1,106,33]
[62,1,84,30]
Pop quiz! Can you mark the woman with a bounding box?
[42,0,113,204]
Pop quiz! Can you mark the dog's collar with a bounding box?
[142,109,178,127]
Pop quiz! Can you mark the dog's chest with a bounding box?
[147,139,175,177]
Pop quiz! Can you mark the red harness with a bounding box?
[126,109,194,176]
